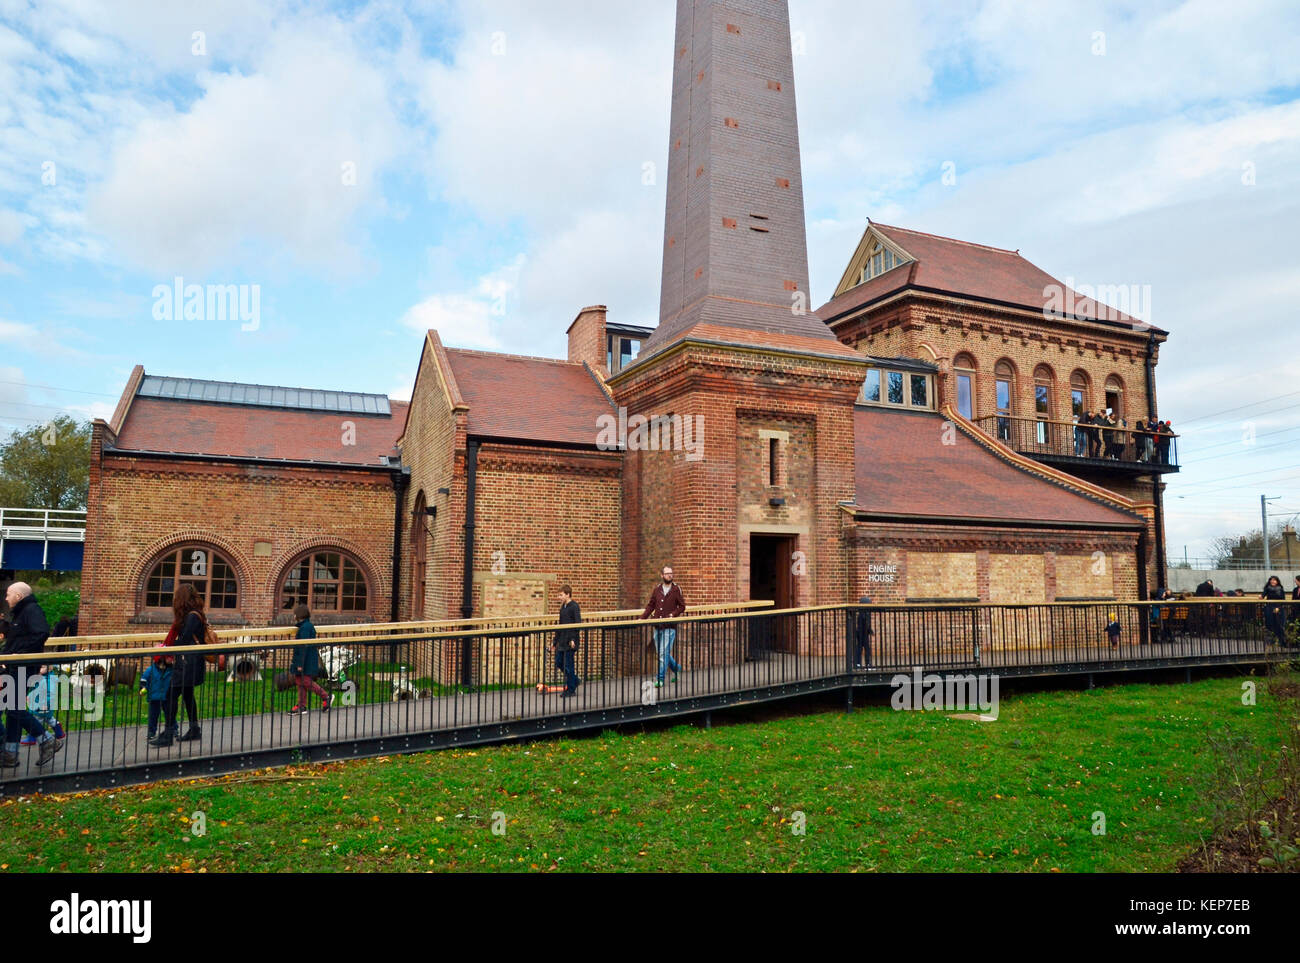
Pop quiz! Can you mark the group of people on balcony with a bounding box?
[1070,410,1174,463]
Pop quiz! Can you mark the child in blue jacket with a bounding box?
[139,657,173,738]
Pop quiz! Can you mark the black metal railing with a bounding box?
[972,414,1179,471]
[2,599,1292,793]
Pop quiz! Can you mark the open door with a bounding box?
[750,534,795,653]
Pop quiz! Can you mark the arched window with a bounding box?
[1069,370,1090,417]
[1033,364,1054,445]
[994,360,1015,440]
[1104,375,1124,418]
[410,492,428,620]
[144,546,239,612]
[953,353,977,420]
[280,551,370,615]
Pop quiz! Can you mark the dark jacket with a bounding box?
[291,619,320,677]
[168,610,207,688]
[1263,582,1286,601]
[555,601,581,649]
[642,582,686,626]
[1194,581,1215,597]
[140,659,173,701]
[0,594,49,678]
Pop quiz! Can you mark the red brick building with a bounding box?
[80,0,1171,636]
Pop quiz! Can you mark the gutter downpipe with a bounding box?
[1145,332,1167,594]
[460,438,481,688]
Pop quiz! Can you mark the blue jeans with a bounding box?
[147,700,164,737]
[654,628,680,683]
[555,647,579,693]
[4,709,48,750]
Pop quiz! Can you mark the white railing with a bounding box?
[0,507,87,539]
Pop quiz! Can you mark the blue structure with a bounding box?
[0,508,86,571]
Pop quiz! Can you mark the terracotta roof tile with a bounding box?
[818,223,1161,333]
[443,349,614,445]
[114,396,404,465]
[853,406,1141,527]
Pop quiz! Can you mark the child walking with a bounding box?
[1104,612,1122,649]
[139,656,172,739]
[289,604,329,714]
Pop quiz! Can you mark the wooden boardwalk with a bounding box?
[2,630,1291,793]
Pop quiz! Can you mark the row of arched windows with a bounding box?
[140,546,371,619]
[951,355,1127,424]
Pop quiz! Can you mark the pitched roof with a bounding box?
[818,223,1163,334]
[111,373,405,466]
[852,407,1141,527]
[443,348,614,445]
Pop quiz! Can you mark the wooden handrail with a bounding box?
[44,599,775,649]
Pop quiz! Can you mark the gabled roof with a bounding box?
[111,371,405,467]
[443,348,615,446]
[818,222,1164,334]
[852,406,1142,528]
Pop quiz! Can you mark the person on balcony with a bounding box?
[1072,413,1087,456]
[1086,410,1104,458]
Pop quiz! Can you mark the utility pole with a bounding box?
[1261,495,1280,570]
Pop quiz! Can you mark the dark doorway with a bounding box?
[750,534,795,654]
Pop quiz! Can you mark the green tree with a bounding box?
[0,415,91,510]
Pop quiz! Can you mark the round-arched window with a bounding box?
[281,551,369,614]
[144,546,239,611]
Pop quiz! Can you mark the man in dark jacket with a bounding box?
[854,596,874,668]
[642,565,686,687]
[1,582,62,768]
[1194,579,1215,597]
[549,585,581,698]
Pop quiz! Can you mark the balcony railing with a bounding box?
[972,414,1178,472]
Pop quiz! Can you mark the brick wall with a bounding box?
[81,452,396,636]
[398,332,467,621]
[472,444,623,616]
[613,339,863,610]
[566,306,608,377]
[847,521,1140,603]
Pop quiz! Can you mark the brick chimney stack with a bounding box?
[567,305,609,377]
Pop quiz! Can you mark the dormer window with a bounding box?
[859,239,906,284]
[607,334,641,374]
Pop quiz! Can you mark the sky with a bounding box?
[0,0,1298,561]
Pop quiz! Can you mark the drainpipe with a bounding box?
[460,438,481,687]
[389,467,410,623]
[1144,332,1167,592]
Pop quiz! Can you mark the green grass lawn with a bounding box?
[0,673,1286,872]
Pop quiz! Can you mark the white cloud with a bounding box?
[0,319,37,340]
[85,20,407,276]
[399,255,527,351]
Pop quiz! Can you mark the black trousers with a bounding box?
[163,686,199,732]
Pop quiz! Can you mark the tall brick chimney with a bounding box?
[567,305,608,377]
[642,0,839,358]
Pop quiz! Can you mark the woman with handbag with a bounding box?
[289,604,329,714]
[149,583,207,748]
[1262,575,1287,647]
